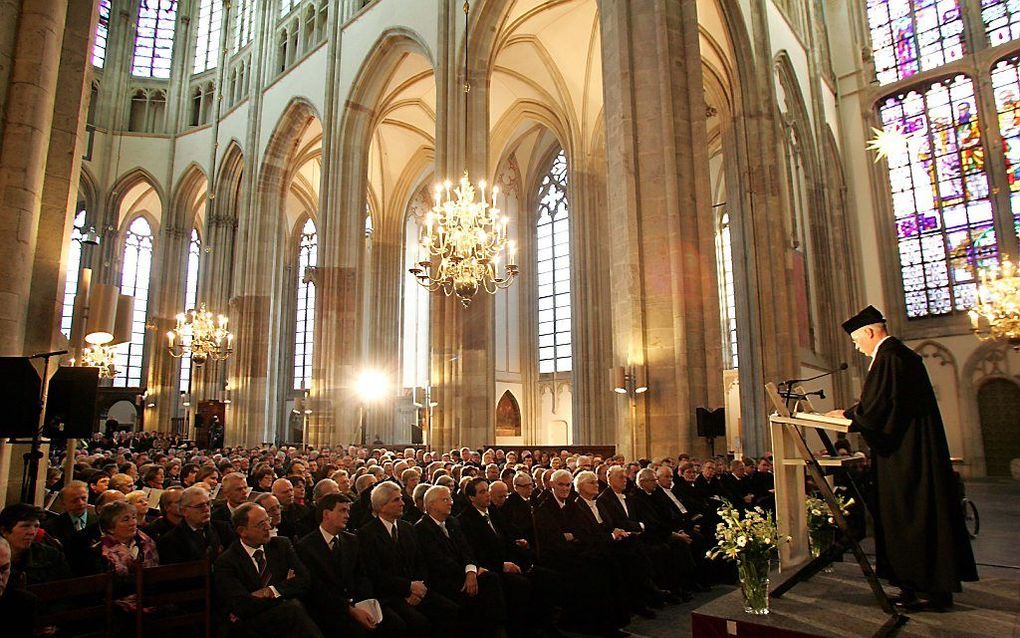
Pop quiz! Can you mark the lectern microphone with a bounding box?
[780,362,848,389]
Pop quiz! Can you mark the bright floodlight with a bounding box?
[356,370,389,402]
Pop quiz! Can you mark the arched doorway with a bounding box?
[107,400,139,431]
[977,378,1020,477]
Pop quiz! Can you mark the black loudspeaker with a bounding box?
[0,357,42,437]
[44,366,99,439]
[696,407,726,438]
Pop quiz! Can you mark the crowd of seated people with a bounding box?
[0,431,787,638]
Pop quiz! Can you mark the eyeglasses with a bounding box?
[186,502,211,509]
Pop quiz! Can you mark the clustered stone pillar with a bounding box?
[0,0,70,356]
[599,0,725,460]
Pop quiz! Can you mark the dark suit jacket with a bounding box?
[144,515,178,541]
[457,506,511,573]
[630,488,678,543]
[210,503,233,526]
[532,495,576,568]
[295,529,371,628]
[42,512,100,575]
[414,515,476,598]
[357,516,428,600]
[595,489,643,534]
[565,498,614,559]
[212,537,311,621]
[500,493,535,545]
[278,504,312,539]
[157,520,233,564]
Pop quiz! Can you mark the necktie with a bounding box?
[439,522,450,538]
[330,535,340,554]
[482,513,497,534]
[390,524,398,543]
[253,548,271,587]
[74,516,85,532]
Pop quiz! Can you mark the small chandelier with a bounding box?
[409,0,519,307]
[167,302,234,365]
[75,344,118,379]
[410,174,519,306]
[969,256,1020,349]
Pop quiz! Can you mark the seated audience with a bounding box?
[44,481,101,574]
[94,500,158,610]
[0,536,37,638]
[211,472,250,525]
[145,486,184,541]
[158,485,232,564]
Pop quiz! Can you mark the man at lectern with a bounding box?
[826,305,977,612]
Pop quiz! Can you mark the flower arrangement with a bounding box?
[805,493,854,533]
[707,499,790,615]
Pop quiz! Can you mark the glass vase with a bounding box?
[737,556,771,615]
[809,527,836,573]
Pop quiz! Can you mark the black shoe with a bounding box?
[888,589,918,605]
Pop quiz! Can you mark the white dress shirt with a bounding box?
[868,335,893,370]
[661,486,689,514]
[429,516,476,573]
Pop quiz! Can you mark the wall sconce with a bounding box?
[611,365,648,398]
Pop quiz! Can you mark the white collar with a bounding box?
[319,525,337,546]
[240,541,263,558]
[870,335,892,359]
[428,515,447,528]
[379,517,397,534]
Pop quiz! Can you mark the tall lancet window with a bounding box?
[60,210,87,339]
[115,217,154,387]
[132,0,178,79]
[717,212,738,369]
[179,229,201,394]
[293,218,317,390]
[536,150,572,374]
[193,0,222,73]
[92,0,112,68]
[983,0,1020,47]
[865,0,964,86]
[402,207,429,389]
[232,0,255,51]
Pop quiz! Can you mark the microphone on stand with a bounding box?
[777,363,849,405]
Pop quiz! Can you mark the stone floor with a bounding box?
[563,478,1020,638]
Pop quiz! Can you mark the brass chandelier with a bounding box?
[167,302,234,365]
[969,256,1020,349]
[408,0,519,307]
[77,344,119,379]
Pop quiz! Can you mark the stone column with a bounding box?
[0,0,69,355]
[599,0,724,459]
[25,0,98,356]
[146,222,190,431]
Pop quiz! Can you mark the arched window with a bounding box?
[991,54,1020,237]
[132,0,178,79]
[179,229,201,394]
[115,217,154,387]
[717,212,738,369]
[193,0,222,74]
[536,150,571,374]
[60,210,87,339]
[865,0,964,86]
[877,75,997,318]
[232,0,255,52]
[402,213,429,389]
[983,0,1020,47]
[92,0,112,68]
[293,218,316,390]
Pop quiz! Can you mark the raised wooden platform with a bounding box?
[691,562,1019,638]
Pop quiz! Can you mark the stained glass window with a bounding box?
[877,75,998,318]
[132,0,178,79]
[233,0,255,52]
[294,218,316,390]
[983,0,1020,47]
[115,217,154,387]
[536,150,572,374]
[866,0,965,86]
[402,215,429,389]
[717,212,738,369]
[179,229,201,394]
[193,0,222,73]
[991,55,1020,239]
[60,210,87,340]
[92,0,112,68]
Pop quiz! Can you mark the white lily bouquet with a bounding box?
[805,493,854,534]
[707,499,790,615]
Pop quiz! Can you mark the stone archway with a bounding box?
[977,378,1020,477]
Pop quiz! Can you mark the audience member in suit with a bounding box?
[459,478,558,638]
[571,470,658,622]
[401,468,421,517]
[486,480,511,528]
[502,472,538,568]
[416,485,506,636]
[296,493,404,637]
[629,468,700,598]
[212,502,322,637]
[721,460,756,509]
[211,472,249,526]
[675,463,712,519]
[694,460,725,505]
[272,478,312,539]
[357,481,460,637]
[144,486,184,541]
[350,474,378,529]
[534,470,627,638]
[0,536,37,638]
[43,481,102,575]
[748,458,775,511]
[252,493,282,538]
[158,485,232,564]
[0,504,72,587]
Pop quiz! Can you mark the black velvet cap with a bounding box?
[841,305,885,335]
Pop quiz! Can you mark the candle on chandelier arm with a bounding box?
[508,240,517,266]
[167,331,175,348]
[479,180,487,205]
[492,185,499,209]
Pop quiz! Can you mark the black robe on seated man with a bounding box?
[843,336,978,595]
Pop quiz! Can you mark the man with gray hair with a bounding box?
[44,480,100,574]
[212,471,250,526]
[145,486,184,541]
[358,481,459,634]
[158,484,233,563]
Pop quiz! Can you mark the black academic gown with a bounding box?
[844,336,978,594]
